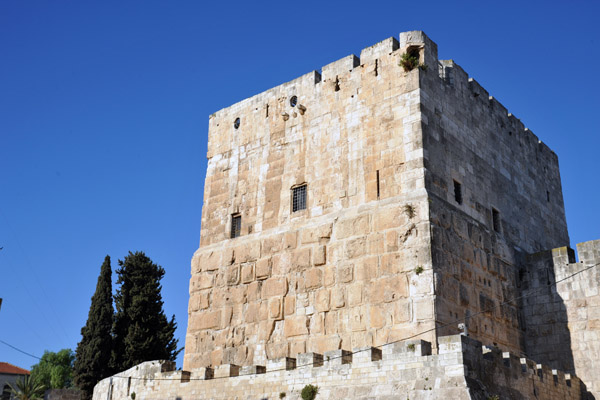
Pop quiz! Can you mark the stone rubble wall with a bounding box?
[44,389,82,400]
[521,239,600,398]
[93,335,582,400]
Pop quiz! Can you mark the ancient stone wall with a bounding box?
[44,389,82,400]
[521,239,600,398]
[185,34,438,370]
[93,335,582,400]
[414,30,569,354]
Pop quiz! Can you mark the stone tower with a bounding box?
[184,31,569,371]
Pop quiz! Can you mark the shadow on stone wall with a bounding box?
[519,245,596,400]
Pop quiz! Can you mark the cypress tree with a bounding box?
[73,255,114,400]
[112,251,179,372]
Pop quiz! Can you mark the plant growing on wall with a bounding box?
[400,50,419,72]
[301,384,319,400]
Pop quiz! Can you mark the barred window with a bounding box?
[292,185,307,213]
[231,214,241,238]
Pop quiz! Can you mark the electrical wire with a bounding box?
[106,260,599,382]
[1,261,596,380]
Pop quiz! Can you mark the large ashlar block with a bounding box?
[261,277,288,298]
[267,357,296,371]
[324,349,352,366]
[214,364,239,378]
[284,315,309,337]
[322,54,360,81]
[297,352,324,368]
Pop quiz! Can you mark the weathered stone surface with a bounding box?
[176,29,597,400]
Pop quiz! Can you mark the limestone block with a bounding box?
[335,215,370,239]
[315,288,330,312]
[255,258,271,280]
[297,352,324,368]
[313,245,327,266]
[289,340,306,356]
[308,335,342,354]
[194,250,221,272]
[369,305,386,329]
[247,281,260,301]
[244,303,259,323]
[415,299,433,321]
[348,283,363,306]
[262,277,288,298]
[271,253,290,275]
[214,364,239,378]
[321,54,360,81]
[393,300,411,323]
[262,234,283,254]
[373,207,408,231]
[310,312,324,334]
[241,263,254,284]
[226,265,240,286]
[356,256,379,281]
[345,237,367,259]
[191,273,214,291]
[192,310,221,330]
[240,365,265,375]
[301,223,332,244]
[266,357,296,371]
[305,267,322,289]
[292,248,311,271]
[350,307,366,331]
[324,266,336,286]
[332,287,346,308]
[284,295,295,316]
[235,243,261,263]
[269,297,282,320]
[338,264,354,283]
[258,320,275,341]
[283,231,297,250]
[284,315,309,337]
[324,349,352,366]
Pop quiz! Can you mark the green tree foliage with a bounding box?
[112,251,179,372]
[8,375,45,400]
[30,349,74,389]
[73,255,114,400]
[300,384,319,400]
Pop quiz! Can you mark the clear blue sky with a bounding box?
[1,1,598,370]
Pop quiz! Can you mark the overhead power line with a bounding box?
[2,261,597,381]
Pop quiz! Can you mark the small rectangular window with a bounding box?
[231,214,241,238]
[546,191,550,203]
[453,180,462,204]
[492,208,501,233]
[376,170,380,199]
[292,185,307,212]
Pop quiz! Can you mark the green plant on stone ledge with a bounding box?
[403,204,416,219]
[487,396,499,400]
[400,51,420,72]
[407,343,416,351]
[301,384,319,400]
[131,392,136,400]
[280,392,286,399]
[415,266,424,275]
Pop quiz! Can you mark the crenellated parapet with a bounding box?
[93,335,582,400]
